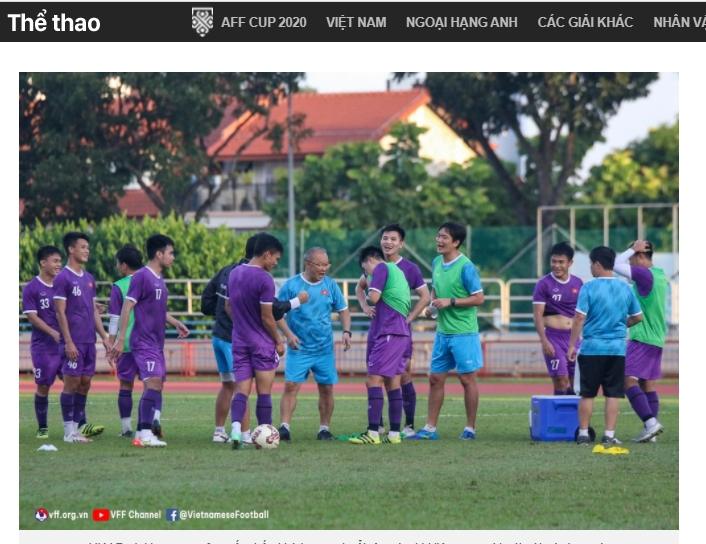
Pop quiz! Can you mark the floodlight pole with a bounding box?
[287,81,296,277]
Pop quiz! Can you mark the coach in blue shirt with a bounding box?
[277,247,352,442]
[568,246,643,446]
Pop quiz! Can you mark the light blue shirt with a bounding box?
[576,277,642,356]
[277,274,347,353]
[431,255,483,294]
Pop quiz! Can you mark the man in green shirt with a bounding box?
[108,244,143,438]
[614,240,667,442]
[415,223,485,441]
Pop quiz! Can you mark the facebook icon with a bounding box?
[165,508,180,522]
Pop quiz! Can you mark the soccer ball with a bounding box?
[252,424,280,449]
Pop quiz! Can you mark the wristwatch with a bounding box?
[450,298,456,307]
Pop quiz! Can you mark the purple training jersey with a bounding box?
[228,264,276,350]
[394,257,426,292]
[532,274,583,318]
[126,266,168,351]
[22,276,59,351]
[108,284,123,316]
[52,266,97,344]
[368,263,410,339]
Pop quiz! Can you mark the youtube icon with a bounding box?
[92,508,110,522]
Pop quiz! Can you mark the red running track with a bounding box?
[18,378,678,396]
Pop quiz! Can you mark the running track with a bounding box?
[18,378,678,396]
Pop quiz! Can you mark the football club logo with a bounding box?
[192,7,214,37]
[321,289,329,296]
[35,507,49,522]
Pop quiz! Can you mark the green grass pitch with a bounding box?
[20,389,678,530]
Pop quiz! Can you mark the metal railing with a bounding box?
[18,276,679,328]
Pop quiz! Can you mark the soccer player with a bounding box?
[277,247,352,441]
[614,240,667,442]
[356,224,430,438]
[349,246,410,445]
[111,234,190,447]
[107,244,143,437]
[22,245,63,438]
[227,233,286,449]
[53,232,110,443]
[202,233,307,444]
[415,222,484,441]
[567,246,646,445]
[532,242,583,395]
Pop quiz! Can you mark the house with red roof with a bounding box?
[123,88,475,227]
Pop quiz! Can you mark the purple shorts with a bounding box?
[232,344,279,382]
[132,348,166,381]
[61,342,96,377]
[543,327,578,378]
[625,340,663,381]
[117,352,139,383]
[367,334,408,378]
[402,333,413,362]
[31,347,62,386]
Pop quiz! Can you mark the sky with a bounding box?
[303,72,679,178]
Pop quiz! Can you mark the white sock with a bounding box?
[242,430,251,442]
[63,421,73,437]
[368,429,379,438]
[281,422,290,430]
[645,417,657,427]
[423,424,436,432]
[232,422,242,434]
[153,410,161,421]
[121,418,132,433]
[319,425,329,432]
[464,426,476,433]
[215,426,225,434]
[604,429,615,438]
[388,431,400,439]
[578,428,589,437]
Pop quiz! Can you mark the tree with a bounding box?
[20,72,303,224]
[264,122,497,231]
[581,120,678,204]
[397,72,658,224]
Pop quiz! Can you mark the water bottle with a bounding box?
[427,304,439,319]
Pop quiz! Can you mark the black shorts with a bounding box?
[578,354,625,398]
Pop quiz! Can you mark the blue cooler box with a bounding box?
[529,395,580,441]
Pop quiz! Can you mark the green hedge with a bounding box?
[20,214,248,285]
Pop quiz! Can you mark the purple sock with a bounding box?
[553,389,567,395]
[646,391,659,419]
[35,394,49,428]
[626,385,653,422]
[231,392,248,424]
[256,394,273,425]
[388,388,402,432]
[402,382,416,427]
[60,392,73,423]
[118,390,133,419]
[367,386,384,431]
[155,392,163,413]
[73,393,87,425]
[138,389,160,430]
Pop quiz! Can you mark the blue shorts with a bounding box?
[430,333,484,374]
[284,349,338,385]
[212,336,234,381]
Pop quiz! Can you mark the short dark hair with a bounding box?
[550,242,574,260]
[116,244,143,270]
[358,246,385,267]
[253,233,283,257]
[438,222,466,248]
[146,234,175,260]
[245,232,266,260]
[62,232,89,253]
[381,223,406,241]
[37,245,62,263]
[589,246,616,270]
